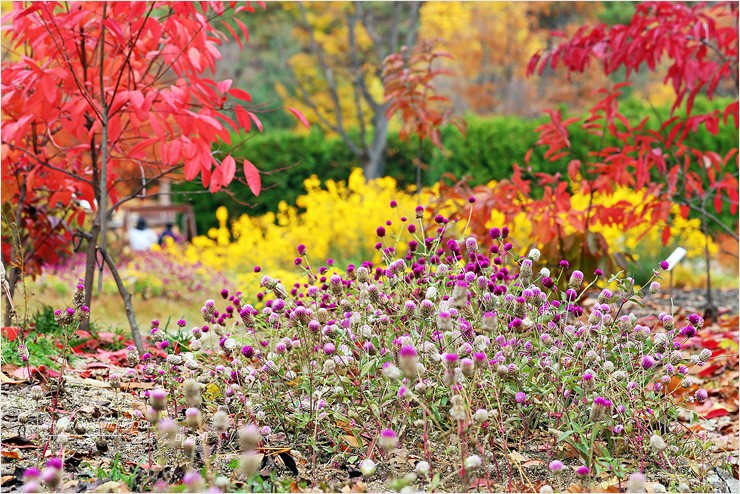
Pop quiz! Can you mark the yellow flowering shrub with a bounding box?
[178,169,718,296]
[181,169,435,296]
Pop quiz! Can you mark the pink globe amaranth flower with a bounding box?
[559,260,570,268]
[389,200,398,208]
[176,318,187,327]
[379,429,399,451]
[376,226,386,237]
[46,458,63,470]
[23,467,41,480]
[641,355,655,370]
[323,343,336,355]
[515,392,526,404]
[443,353,458,363]
[660,260,670,270]
[548,460,564,472]
[695,388,708,403]
[583,371,595,381]
[398,345,417,358]
[594,268,604,277]
[576,466,590,477]
[253,265,261,273]
[297,244,307,256]
[489,227,501,239]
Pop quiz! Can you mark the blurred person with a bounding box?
[128,218,158,251]
[158,222,182,246]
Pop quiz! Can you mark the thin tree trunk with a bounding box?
[81,224,99,332]
[365,112,389,179]
[99,246,143,353]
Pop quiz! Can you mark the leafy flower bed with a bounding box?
[9,203,729,493]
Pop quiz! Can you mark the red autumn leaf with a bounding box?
[228,87,252,102]
[243,159,261,197]
[287,107,310,129]
[698,364,722,378]
[703,408,729,419]
[220,155,236,185]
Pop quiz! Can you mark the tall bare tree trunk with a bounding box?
[364,112,389,179]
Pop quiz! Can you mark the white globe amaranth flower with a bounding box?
[528,248,541,261]
[415,460,430,476]
[540,267,550,277]
[359,458,376,476]
[464,454,482,470]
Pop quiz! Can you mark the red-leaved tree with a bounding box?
[1,2,305,349]
[433,1,738,315]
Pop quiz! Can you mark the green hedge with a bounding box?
[173,97,736,234]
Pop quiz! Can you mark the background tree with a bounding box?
[435,0,737,316]
[1,1,302,349]
[276,1,422,179]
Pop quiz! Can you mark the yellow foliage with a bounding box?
[182,169,435,297]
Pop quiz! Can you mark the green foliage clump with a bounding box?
[173,96,736,234]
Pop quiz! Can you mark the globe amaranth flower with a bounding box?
[695,388,708,403]
[660,260,670,270]
[641,355,655,370]
[548,460,564,472]
[576,466,590,477]
[515,391,526,404]
[627,472,646,493]
[359,458,376,476]
[464,455,482,470]
[379,428,399,451]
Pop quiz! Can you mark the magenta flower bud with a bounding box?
[660,260,669,270]
[515,392,526,404]
[376,226,386,237]
[297,244,307,255]
[559,260,569,268]
[576,466,590,477]
[399,345,417,358]
[46,458,63,470]
[489,227,501,239]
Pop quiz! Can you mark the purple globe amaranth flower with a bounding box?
[515,392,526,404]
[176,318,187,327]
[241,345,254,358]
[594,268,604,277]
[376,226,386,237]
[565,288,577,300]
[542,276,555,289]
[323,343,336,355]
[548,460,564,472]
[688,313,704,328]
[679,324,697,338]
[501,226,509,238]
[297,243,307,256]
[489,227,501,239]
[576,466,590,477]
[559,260,570,269]
[641,355,655,369]
[695,388,708,403]
[583,370,595,381]
[660,260,670,270]
[398,345,417,358]
[46,458,63,470]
